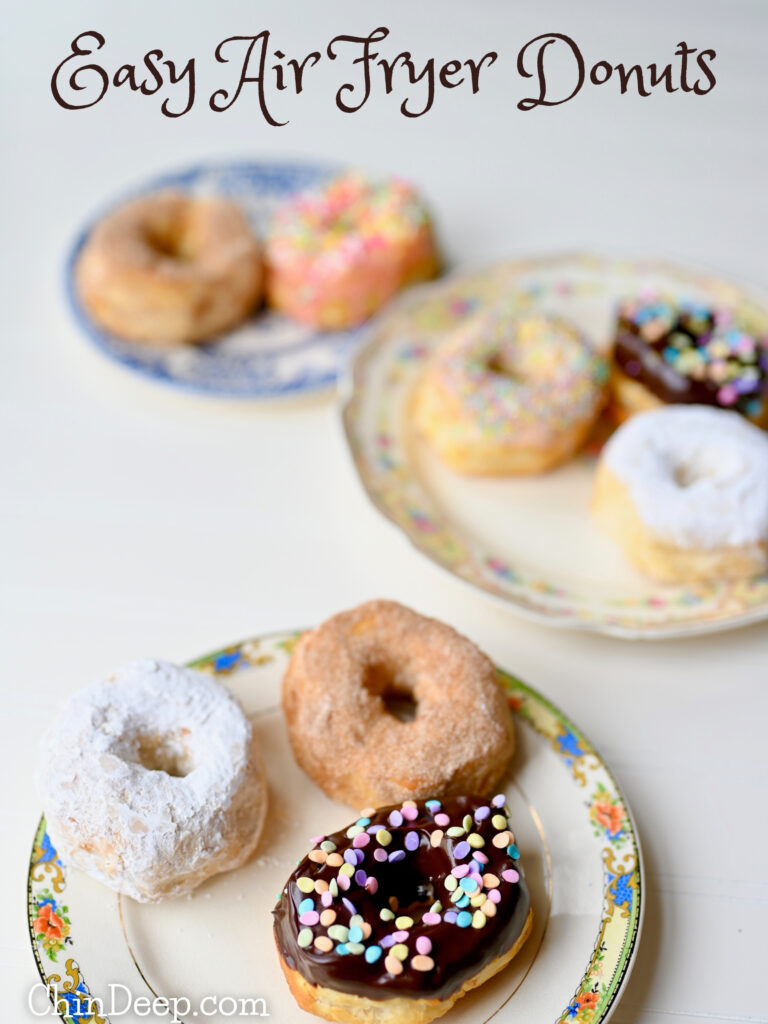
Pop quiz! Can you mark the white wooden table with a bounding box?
[3,2,767,1022]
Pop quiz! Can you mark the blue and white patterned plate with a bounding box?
[66,160,366,398]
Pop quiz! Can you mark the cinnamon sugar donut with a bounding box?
[35,659,268,902]
[75,191,263,345]
[282,602,515,808]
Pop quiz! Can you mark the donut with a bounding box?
[75,191,263,345]
[35,658,268,902]
[282,601,514,809]
[610,295,768,426]
[273,794,533,1024]
[265,174,439,329]
[592,405,768,582]
[414,311,609,474]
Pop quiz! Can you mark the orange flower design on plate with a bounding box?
[34,902,67,940]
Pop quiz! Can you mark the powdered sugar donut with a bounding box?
[414,311,608,474]
[36,659,267,902]
[592,405,768,582]
[282,601,515,809]
[265,174,439,329]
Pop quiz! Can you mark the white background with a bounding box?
[3,2,767,1022]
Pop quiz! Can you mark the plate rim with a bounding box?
[338,251,768,639]
[63,157,358,400]
[27,628,643,1024]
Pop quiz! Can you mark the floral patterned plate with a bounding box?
[340,252,768,638]
[28,631,642,1024]
[66,160,365,398]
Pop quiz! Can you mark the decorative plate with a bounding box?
[340,252,768,638]
[66,160,364,398]
[28,631,642,1024]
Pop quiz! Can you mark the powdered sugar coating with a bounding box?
[36,659,267,902]
[601,406,768,549]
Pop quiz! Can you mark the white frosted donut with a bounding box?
[593,405,768,582]
[36,659,267,902]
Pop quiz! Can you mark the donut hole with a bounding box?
[486,349,522,382]
[670,447,746,489]
[133,730,195,777]
[363,660,418,723]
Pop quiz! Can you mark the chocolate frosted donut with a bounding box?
[282,601,515,809]
[273,795,533,1024]
[611,295,768,425]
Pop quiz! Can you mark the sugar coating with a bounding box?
[602,405,768,549]
[36,658,267,902]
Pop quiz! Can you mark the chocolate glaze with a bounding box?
[272,795,531,1001]
[613,300,768,420]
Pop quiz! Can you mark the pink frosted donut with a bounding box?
[265,174,439,329]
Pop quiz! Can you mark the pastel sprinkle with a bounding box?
[482,873,500,889]
[355,817,371,827]
[456,910,473,928]
[430,830,444,848]
[388,810,404,827]
[308,850,327,864]
[314,936,333,952]
[353,833,370,849]
[350,914,364,928]
[502,869,520,883]
[402,803,419,821]
[346,825,364,839]
[416,936,433,954]
[474,851,489,865]
[443,911,458,924]
[327,853,344,867]
[452,864,469,878]
[299,911,320,926]
[348,926,363,943]
[342,898,357,915]
[329,878,339,897]
[320,840,336,852]
[425,800,441,812]
[315,879,329,894]
[491,794,506,808]
[434,813,450,827]
[492,814,507,830]
[393,930,410,941]
[365,945,383,964]
[328,925,349,942]
[310,835,325,844]
[296,877,315,893]
[507,844,520,860]
[337,874,350,891]
[298,898,315,914]
[385,954,403,976]
[472,910,487,929]
[488,889,502,904]
[460,876,479,893]
[396,916,414,929]
[456,894,470,908]
[422,911,441,925]
[297,928,313,948]
[411,954,435,971]
[388,850,406,863]
[468,833,485,849]
[482,899,497,917]
[346,942,365,955]
[354,870,367,886]
[453,840,471,859]
[446,826,465,838]
[493,831,512,848]
[380,908,395,921]
[445,875,458,892]
[373,848,388,862]
[365,877,379,894]
[376,829,392,846]
[391,944,409,961]
[320,909,336,926]
[405,832,420,851]
[462,815,473,830]
[430,901,442,913]
[321,891,334,907]
[339,863,354,877]
[336,943,349,955]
